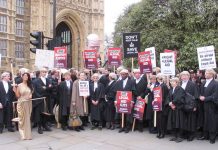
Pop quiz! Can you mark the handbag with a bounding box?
[68,108,82,127]
[183,92,195,112]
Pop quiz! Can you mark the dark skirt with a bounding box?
[90,101,105,122]
[104,100,115,122]
[167,108,186,131]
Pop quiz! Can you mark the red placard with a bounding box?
[108,48,121,67]
[116,91,132,114]
[83,49,98,69]
[152,86,162,111]
[164,49,177,63]
[138,51,152,73]
[133,98,146,120]
[54,47,67,68]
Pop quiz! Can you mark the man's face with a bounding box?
[40,71,47,77]
[3,74,10,82]
[64,74,71,80]
[134,72,141,79]
[181,74,189,81]
[121,73,128,80]
[93,76,99,82]
[205,71,213,79]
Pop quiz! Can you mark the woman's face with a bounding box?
[79,73,86,80]
[170,80,178,88]
[22,74,29,81]
[150,78,156,84]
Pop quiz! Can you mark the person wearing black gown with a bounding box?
[198,69,218,144]
[114,69,137,133]
[104,73,117,130]
[180,71,199,141]
[145,75,159,133]
[155,73,169,139]
[167,77,186,143]
[132,69,148,132]
[0,72,16,133]
[32,67,52,134]
[89,73,105,130]
[58,71,72,130]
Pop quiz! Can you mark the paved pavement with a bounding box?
[0,126,218,150]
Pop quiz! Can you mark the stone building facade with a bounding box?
[0,0,104,72]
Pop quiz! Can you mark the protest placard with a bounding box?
[160,53,175,76]
[107,48,121,67]
[54,47,67,68]
[35,49,54,69]
[133,98,146,120]
[83,49,98,69]
[138,51,152,73]
[145,47,156,68]
[123,33,140,58]
[78,81,90,96]
[116,91,132,114]
[197,45,216,70]
[153,86,162,111]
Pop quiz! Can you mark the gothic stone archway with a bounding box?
[56,9,86,69]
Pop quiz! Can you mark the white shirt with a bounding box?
[123,78,128,89]
[94,82,98,91]
[108,80,114,86]
[2,80,9,93]
[204,78,213,87]
[118,76,122,81]
[172,87,175,94]
[66,80,71,88]
[135,75,143,84]
[41,77,46,85]
[181,80,188,90]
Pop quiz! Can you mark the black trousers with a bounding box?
[157,111,167,135]
[0,102,13,129]
[204,131,217,141]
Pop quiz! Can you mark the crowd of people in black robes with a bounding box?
[0,67,218,144]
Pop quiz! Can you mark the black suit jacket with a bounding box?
[167,86,185,109]
[0,81,15,107]
[133,75,148,98]
[89,82,105,102]
[105,81,116,101]
[58,80,72,115]
[114,77,137,101]
[32,78,52,105]
[200,79,218,103]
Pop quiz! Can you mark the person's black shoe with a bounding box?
[98,126,102,130]
[79,126,85,130]
[175,137,183,143]
[90,126,96,130]
[38,127,43,134]
[187,136,194,141]
[210,139,215,144]
[110,125,115,130]
[119,128,125,133]
[74,127,80,132]
[8,128,15,132]
[170,137,177,141]
[197,136,207,140]
[43,126,52,131]
[156,133,161,138]
[124,128,130,133]
[159,134,165,139]
[62,126,67,131]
